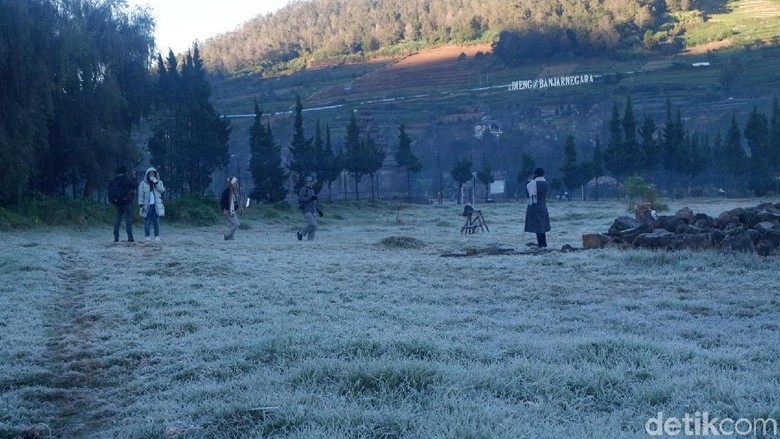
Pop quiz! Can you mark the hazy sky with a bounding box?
[126,0,290,54]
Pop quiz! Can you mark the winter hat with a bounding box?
[304,176,314,182]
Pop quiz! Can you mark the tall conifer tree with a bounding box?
[288,94,314,191]
[249,102,287,203]
[394,123,423,202]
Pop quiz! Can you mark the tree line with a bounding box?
[547,96,780,198]
[253,90,780,206]
[200,0,680,75]
[0,0,155,205]
[0,0,233,206]
[248,95,424,203]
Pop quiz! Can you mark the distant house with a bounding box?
[473,116,503,139]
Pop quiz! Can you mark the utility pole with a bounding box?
[435,150,443,204]
[472,172,477,204]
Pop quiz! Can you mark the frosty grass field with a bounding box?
[1,197,779,438]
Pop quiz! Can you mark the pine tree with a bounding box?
[661,102,686,174]
[621,95,644,173]
[149,45,229,197]
[638,115,659,172]
[561,135,583,197]
[364,133,386,200]
[711,129,728,176]
[604,102,627,179]
[723,114,749,182]
[343,110,365,200]
[744,106,771,195]
[249,102,287,203]
[394,123,423,202]
[450,156,473,204]
[660,100,687,192]
[317,124,342,202]
[312,119,325,194]
[518,152,536,186]
[769,97,780,174]
[148,51,182,194]
[590,136,604,200]
[181,44,230,194]
[680,132,705,184]
[477,159,495,202]
[288,94,315,191]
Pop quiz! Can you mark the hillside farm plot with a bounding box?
[1,199,779,437]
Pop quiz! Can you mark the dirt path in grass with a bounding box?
[37,245,115,436]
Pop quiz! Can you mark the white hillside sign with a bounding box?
[508,74,595,91]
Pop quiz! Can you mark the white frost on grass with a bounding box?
[1,198,779,437]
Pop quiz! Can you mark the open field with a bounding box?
[1,198,780,438]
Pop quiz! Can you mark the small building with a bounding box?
[473,116,503,139]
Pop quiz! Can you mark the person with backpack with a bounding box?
[109,165,136,243]
[138,167,166,241]
[220,176,243,240]
[296,175,322,241]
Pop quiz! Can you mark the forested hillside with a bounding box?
[200,0,673,75]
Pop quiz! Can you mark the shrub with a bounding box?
[0,194,114,229]
[622,176,668,212]
[165,195,222,226]
[380,236,426,249]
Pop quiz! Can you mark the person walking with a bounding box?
[138,167,166,241]
[297,176,320,241]
[220,176,243,240]
[524,167,551,248]
[109,165,135,242]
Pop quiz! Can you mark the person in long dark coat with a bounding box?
[524,167,551,248]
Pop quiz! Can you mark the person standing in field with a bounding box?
[524,167,551,248]
[297,175,320,241]
[109,164,136,243]
[138,167,165,241]
[220,176,243,240]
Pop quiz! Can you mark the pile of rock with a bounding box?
[582,202,780,255]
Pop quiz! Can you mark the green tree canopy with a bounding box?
[288,94,315,191]
[477,159,495,202]
[316,124,342,202]
[249,102,287,203]
[394,123,423,202]
[450,156,473,204]
[149,45,230,197]
[0,0,155,204]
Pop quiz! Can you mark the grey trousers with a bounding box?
[299,211,317,240]
[225,213,240,239]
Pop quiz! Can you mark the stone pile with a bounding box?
[582,202,780,255]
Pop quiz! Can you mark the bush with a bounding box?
[380,236,426,249]
[165,195,222,226]
[622,176,668,212]
[0,194,115,230]
[0,194,228,230]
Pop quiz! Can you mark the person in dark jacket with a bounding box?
[220,176,242,240]
[111,165,135,243]
[297,176,319,241]
[524,167,551,248]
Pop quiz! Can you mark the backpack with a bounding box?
[109,175,129,205]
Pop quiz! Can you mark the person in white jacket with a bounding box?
[524,167,551,248]
[138,167,166,241]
